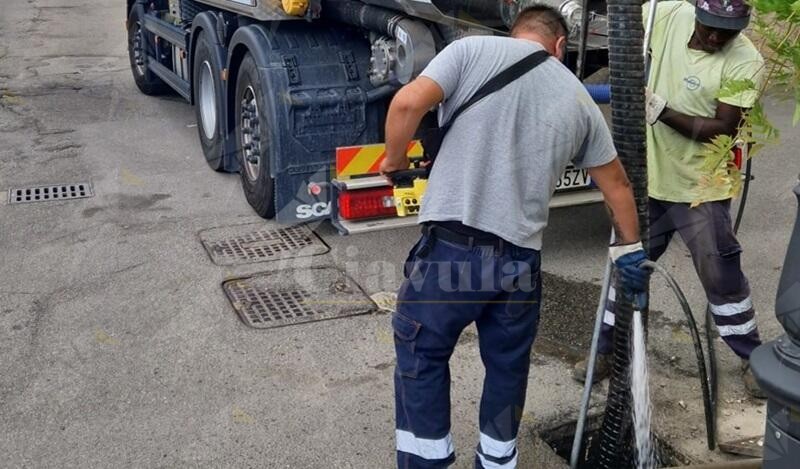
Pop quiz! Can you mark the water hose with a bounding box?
[584,84,611,104]
[592,0,648,465]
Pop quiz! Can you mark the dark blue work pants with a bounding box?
[393,233,541,469]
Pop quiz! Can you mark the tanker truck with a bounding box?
[126,0,610,233]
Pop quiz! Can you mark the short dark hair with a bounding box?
[511,5,569,39]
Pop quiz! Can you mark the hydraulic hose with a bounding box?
[592,0,648,466]
[704,156,753,448]
[644,260,716,450]
[734,158,753,235]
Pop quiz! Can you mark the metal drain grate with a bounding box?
[8,183,93,204]
[200,223,328,266]
[223,267,375,329]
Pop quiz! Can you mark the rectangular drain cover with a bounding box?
[199,223,329,266]
[223,267,375,329]
[8,182,93,204]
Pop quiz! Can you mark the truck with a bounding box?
[125,0,611,234]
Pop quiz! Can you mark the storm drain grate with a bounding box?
[8,183,93,204]
[223,267,375,329]
[200,223,329,266]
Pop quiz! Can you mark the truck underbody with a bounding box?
[125,0,610,232]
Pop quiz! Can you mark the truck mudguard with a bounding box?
[228,22,384,223]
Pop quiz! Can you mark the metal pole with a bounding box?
[575,0,591,80]
[643,0,659,77]
[569,247,613,468]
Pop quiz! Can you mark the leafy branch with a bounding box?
[692,0,799,205]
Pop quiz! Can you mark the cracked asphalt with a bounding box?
[2,1,799,467]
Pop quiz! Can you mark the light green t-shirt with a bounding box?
[645,0,764,203]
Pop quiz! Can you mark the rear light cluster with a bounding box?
[339,187,396,220]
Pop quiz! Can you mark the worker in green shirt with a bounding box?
[574,0,766,398]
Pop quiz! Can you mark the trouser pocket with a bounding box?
[393,312,421,378]
[403,235,431,279]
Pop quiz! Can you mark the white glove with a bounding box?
[645,88,667,125]
[609,241,644,262]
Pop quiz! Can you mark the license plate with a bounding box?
[556,167,591,191]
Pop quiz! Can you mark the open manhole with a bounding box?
[199,223,329,266]
[539,415,691,468]
[223,266,375,329]
[8,182,93,204]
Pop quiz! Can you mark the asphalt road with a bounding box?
[1,1,798,467]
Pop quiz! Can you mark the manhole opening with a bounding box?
[539,415,691,468]
[8,182,93,204]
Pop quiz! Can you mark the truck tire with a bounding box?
[234,53,276,219]
[127,6,169,96]
[192,31,225,171]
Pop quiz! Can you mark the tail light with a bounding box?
[733,145,743,170]
[339,187,396,220]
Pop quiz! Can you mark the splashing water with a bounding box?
[631,310,657,469]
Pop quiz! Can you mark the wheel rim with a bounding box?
[198,61,217,141]
[132,22,146,76]
[240,86,262,182]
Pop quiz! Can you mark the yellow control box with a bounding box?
[393,178,428,217]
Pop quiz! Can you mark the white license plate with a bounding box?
[556,167,591,191]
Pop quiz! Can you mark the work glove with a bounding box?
[645,88,667,125]
[610,241,651,310]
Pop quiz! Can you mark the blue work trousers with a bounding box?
[393,233,541,469]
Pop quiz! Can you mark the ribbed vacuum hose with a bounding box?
[592,0,648,467]
[322,0,403,36]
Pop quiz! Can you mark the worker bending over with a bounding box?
[380,5,650,468]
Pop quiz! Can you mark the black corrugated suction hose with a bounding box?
[591,0,648,467]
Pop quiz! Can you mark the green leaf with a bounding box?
[717,78,756,99]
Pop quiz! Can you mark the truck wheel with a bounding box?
[127,6,169,95]
[192,31,225,171]
[235,53,276,219]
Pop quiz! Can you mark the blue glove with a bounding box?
[610,242,651,305]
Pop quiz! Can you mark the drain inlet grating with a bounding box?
[200,223,329,266]
[223,267,375,329]
[8,183,93,204]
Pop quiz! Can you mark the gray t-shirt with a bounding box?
[418,36,616,250]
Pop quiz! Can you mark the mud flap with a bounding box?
[243,21,383,224]
[274,167,332,224]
